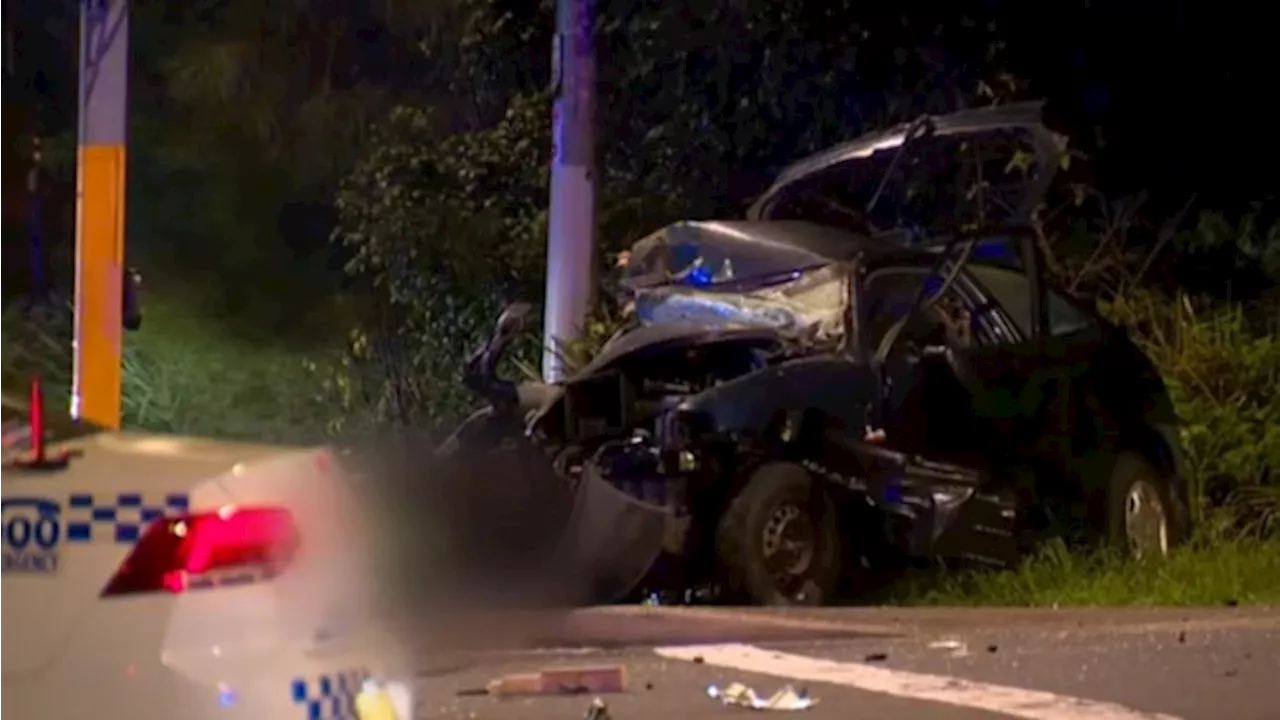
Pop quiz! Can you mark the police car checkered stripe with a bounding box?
[65,493,190,544]
[291,668,370,720]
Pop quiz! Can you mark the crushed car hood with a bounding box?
[747,101,1065,238]
[575,323,784,380]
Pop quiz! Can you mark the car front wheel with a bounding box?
[1105,452,1187,559]
[716,462,841,606]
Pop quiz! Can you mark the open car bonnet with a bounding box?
[747,101,1065,240]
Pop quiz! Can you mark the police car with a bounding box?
[1,386,409,719]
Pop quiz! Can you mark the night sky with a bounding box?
[997,0,1274,207]
[3,1,1275,223]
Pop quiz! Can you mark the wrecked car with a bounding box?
[441,101,1193,607]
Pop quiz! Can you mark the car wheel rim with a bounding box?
[762,503,817,596]
[1124,479,1169,559]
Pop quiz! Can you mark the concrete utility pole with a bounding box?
[72,0,129,428]
[542,0,599,382]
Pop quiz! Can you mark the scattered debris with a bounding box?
[482,665,629,698]
[928,640,970,658]
[707,682,817,711]
[863,652,888,663]
[583,697,611,720]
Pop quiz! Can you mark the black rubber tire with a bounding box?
[1103,452,1189,554]
[715,462,841,606]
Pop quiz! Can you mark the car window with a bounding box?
[862,269,979,351]
[967,264,1097,339]
[624,228,825,289]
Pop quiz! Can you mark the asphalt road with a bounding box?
[409,606,1280,720]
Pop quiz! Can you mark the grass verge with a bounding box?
[2,292,343,445]
[119,296,341,444]
[896,536,1280,607]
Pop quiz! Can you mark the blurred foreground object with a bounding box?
[356,679,414,720]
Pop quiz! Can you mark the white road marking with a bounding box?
[655,643,1183,720]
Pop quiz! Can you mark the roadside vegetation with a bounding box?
[905,536,1280,607]
[3,0,1276,606]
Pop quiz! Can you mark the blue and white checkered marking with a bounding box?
[65,492,190,544]
[291,668,370,720]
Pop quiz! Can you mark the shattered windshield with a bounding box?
[623,221,831,291]
[632,264,848,341]
[761,119,1059,241]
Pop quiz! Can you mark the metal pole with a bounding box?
[72,0,128,428]
[542,0,598,382]
[27,137,46,301]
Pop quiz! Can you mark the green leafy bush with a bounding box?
[330,92,553,429]
[1101,290,1280,535]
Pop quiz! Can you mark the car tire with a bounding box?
[1103,452,1188,558]
[716,462,841,606]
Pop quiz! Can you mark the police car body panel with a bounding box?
[2,398,402,720]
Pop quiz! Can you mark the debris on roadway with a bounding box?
[707,682,818,710]
[480,665,629,697]
[929,639,971,657]
[582,697,612,720]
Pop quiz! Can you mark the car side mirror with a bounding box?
[122,267,142,331]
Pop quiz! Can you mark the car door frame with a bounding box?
[959,260,1112,472]
[855,260,1003,459]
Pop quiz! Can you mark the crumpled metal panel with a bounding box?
[634,264,848,342]
[373,437,667,608]
[550,466,671,604]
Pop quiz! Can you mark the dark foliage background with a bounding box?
[2,0,1277,547]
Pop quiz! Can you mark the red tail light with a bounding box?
[101,506,299,597]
